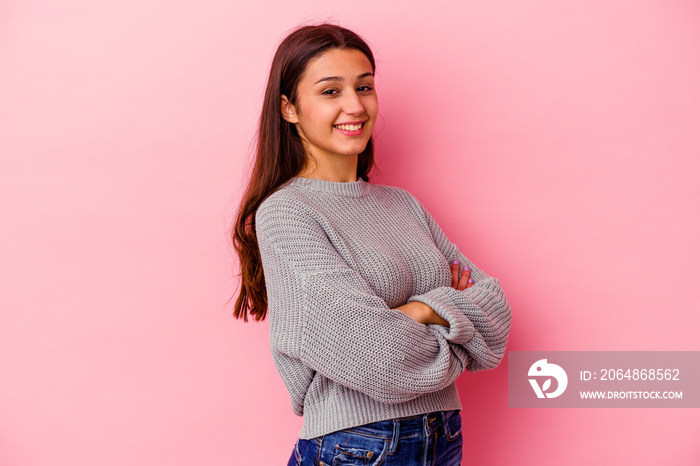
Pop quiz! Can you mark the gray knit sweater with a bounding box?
[255,176,511,439]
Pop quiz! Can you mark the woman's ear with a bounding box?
[280,95,299,124]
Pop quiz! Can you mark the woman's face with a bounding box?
[281,48,378,163]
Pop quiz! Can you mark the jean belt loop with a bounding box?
[439,411,447,438]
[388,419,400,454]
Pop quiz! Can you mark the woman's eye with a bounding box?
[321,89,339,96]
[357,85,373,92]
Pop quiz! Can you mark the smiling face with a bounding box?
[281,48,378,172]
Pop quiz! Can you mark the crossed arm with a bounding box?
[394,259,474,327]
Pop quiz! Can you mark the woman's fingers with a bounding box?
[450,260,474,291]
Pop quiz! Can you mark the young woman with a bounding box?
[233,23,511,466]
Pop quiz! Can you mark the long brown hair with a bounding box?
[232,24,376,321]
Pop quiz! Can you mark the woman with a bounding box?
[233,23,511,466]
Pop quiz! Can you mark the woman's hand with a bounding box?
[394,301,450,327]
[450,259,474,291]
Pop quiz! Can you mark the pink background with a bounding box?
[2,1,699,465]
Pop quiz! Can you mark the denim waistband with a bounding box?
[340,410,456,441]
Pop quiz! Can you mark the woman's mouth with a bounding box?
[333,122,364,131]
[333,122,366,135]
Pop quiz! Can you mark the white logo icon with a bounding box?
[528,359,568,398]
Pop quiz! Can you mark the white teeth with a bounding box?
[334,123,363,131]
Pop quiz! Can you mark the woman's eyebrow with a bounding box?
[314,72,374,85]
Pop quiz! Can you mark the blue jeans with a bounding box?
[287,410,463,466]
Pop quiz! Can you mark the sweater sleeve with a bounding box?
[405,197,512,373]
[255,195,476,405]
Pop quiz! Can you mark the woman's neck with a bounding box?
[296,154,358,182]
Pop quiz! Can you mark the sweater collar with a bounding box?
[287,176,371,198]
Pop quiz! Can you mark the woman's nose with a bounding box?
[342,91,365,115]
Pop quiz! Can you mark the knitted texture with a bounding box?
[255,177,512,439]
